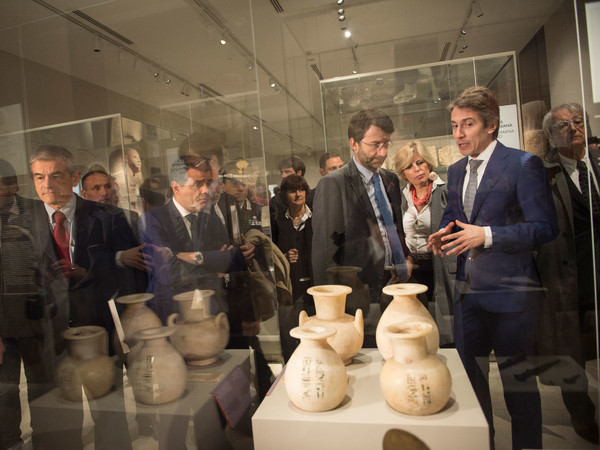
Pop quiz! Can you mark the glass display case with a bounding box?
[320,52,520,173]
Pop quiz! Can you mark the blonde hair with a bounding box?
[392,141,438,182]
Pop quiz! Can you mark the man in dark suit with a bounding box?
[428,87,558,450]
[0,158,49,450]
[536,103,599,443]
[139,155,245,323]
[29,145,138,449]
[312,108,413,311]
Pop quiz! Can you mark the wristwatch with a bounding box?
[194,251,204,265]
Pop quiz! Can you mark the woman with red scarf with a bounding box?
[392,141,456,346]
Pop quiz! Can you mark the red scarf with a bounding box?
[410,182,433,207]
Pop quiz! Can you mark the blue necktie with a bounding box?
[372,173,407,280]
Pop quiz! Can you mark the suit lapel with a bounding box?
[471,143,509,221]
[347,159,376,222]
[73,196,95,265]
[166,200,193,252]
[452,157,469,222]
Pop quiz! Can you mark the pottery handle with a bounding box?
[216,312,230,332]
[167,313,179,327]
[354,308,364,336]
[298,310,309,327]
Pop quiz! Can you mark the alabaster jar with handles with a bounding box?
[302,285,363,365]
[168,290,229,366]
[56,326,115,401]
[128,326,187,405]
[380,322,451,415]
[376,283,439,360]
[113,292,162,362]
[285,324,348,412]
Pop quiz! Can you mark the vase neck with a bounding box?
[299,337,331,350]
[391,335,428,362]
[314,295,346,320]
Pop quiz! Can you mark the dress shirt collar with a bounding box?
[467,140,497,164]
[172,197,196,219]
[44,194,76,224]
[353,155,378,182]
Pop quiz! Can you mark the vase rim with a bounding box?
[306,285,352,296]
[173,289,215,302]
[116,292,154,305]
[133,326,175,341]
[289,324,337,340]
[383,321,433,339]
[382,283,428,296]
[62,325,106,340]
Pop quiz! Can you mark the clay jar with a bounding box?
[302,285,363,365]
[167,290,229,366]
[285,324,347,412]
[56,326,115,401]
[114,293,162,362]
[376,283,439,360]
[128,327,187,405]
[380,322,451,415]
[325,266,370,314]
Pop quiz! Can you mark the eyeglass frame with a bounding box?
[359,140,393,150]
[552,115,585,132]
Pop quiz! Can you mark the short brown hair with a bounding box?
[169,155,211,185]
[448,86,500,140]
[279,174,310,205]
[347,108,394,142]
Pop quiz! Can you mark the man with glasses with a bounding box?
[312,108,412,319]
[537,103,599,444]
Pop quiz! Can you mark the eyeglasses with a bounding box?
[359,140,392,150]
[553,116,585,132]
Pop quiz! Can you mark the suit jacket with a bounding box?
[31,195,139,351]
[535,147,600,360]
[311,158,409,291]
[139,199,244,322]
[440,142,558,312]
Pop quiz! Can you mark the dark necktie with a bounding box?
[372,173,407,280]
[186,213,200,249]
[53,211,71,271]
[577,160,600,218]
[463,159,483,220]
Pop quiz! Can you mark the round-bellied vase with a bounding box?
[376,283,439,360]
[380,322,451,415]
[56,326,115,402]
[301,285,363,365]
[128,327,187,405]
[285,324,347,412]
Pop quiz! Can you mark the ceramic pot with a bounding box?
[172,289,214,322]
[128,327,187,405]
[167,313,229,366]
[380,322,451,415]
[113,293,162,361]
[376,283,439,360]
[56,326,115,401]
[285,324,347,412]
[302,285,363,365]
[325,266,370,315]
[167,289,229,366]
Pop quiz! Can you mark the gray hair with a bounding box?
[542,103,584,148]
[30,145,75,175]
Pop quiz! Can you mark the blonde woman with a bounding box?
[392,141,455,345]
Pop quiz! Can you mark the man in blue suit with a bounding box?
[428,87,558,450]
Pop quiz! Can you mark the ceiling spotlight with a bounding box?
[269,78,277,89]
[338,8,344,14]
[153,71,160,79]
[220,37,227,45]
[338,15,345,21]
[344,30,352,38]
[473,1,484,18]
[462,44,468,50]
[352,68,358,74]
[460,29,467,35]
[337,0,344,4]
[93,35,101,52]
[165,78,171,84]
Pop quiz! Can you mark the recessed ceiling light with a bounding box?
[344,30,351,38]
[220,38,227,45]
[338,8,344,14]
[338,15,345,21]
[337,0,344,4]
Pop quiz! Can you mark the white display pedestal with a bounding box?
[31,350,252,449]
[252,349,488,450]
